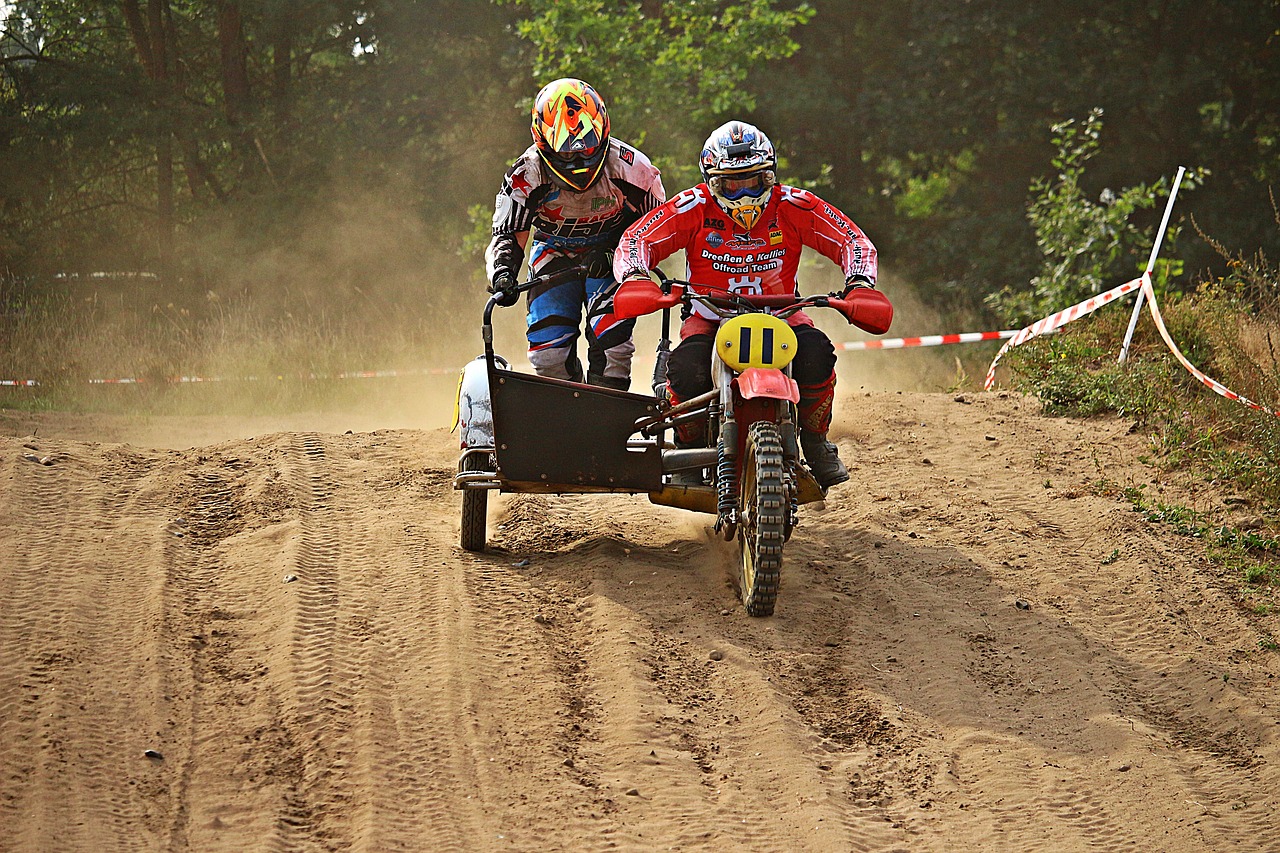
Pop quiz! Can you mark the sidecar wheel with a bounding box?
[460,452,491,552]
[738,422,786,616]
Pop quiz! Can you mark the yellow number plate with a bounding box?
[714,314,798,372]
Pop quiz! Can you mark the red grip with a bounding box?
[613,278,681,319]
[832,288,893,334]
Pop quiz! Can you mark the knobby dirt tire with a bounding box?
[738,422,786,616]
[460,452,491,552]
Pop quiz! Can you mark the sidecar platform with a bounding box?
[489,363,664,493]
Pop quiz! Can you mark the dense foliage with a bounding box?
[1,0,527,306]
[755,0,1280,308]
[2,0,1278,319]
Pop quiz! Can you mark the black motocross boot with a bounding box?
[800,430,850,489]
[587,371,630,391]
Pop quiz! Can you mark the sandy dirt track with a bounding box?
[1,390,1278,852]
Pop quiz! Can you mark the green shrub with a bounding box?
[986,109,1201,326]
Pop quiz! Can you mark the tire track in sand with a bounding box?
[270,436,610,850]
[267,433,360,851]
[395,512,614,849]
[486,494,910,852]
[267,433,591,851]
[0,443,171,851]
[157,449,295,851]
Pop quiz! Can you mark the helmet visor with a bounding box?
[550,143,602,173]
[544,143,606,190]
[716,172,770,201]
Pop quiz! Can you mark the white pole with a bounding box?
[1119,166,1187,363]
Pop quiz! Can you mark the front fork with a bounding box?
[779,420,801,540]
[712,358,737,539]
[713,363,802,540]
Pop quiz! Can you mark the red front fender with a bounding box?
[735,367,800,403]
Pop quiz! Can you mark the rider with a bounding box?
[485,78,666,390]
[612,120,880,488]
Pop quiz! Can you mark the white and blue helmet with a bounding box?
[699,121,777,231]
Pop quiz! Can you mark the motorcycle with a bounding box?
[454,267,892,616]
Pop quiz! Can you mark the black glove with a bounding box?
[488,270,520,307]
[582,248,614,279]
[842,274,874,297]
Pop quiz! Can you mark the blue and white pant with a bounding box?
[525,250,635,385]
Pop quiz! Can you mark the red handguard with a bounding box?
[612,278,682,319]
[830,288,893,335]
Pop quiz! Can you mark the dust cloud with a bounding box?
[5,165,501,438]
[6,174,1008,446]
[799,254,1005,395]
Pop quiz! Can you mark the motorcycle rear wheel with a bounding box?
[738,421,786,616]
[460,451,492,552]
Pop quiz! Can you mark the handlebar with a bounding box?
[483,264,590,324]
[493,265,585,302]
[647,268,892,334]
[485,266,892,337]
[651,270,840,319]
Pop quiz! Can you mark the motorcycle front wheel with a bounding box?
[738,421,786,616]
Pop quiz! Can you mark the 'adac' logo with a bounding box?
[769,228,783,246]
[706,231,723,248]
[703,216,726,230]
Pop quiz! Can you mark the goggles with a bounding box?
[543,144,606,191]
[711,170,774,201]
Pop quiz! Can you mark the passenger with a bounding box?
[485,78,666,390]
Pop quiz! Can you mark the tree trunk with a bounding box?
[217,0,251,128]
[217,0,266,184]
[156,131,175,272]
[121,0,176,275]
[271,3,295,142]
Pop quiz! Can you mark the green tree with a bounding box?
[758,0,1280,312]
[502,0,814,184]
[0,0,526,290]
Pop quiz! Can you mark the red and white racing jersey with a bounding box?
[614,184,877,333]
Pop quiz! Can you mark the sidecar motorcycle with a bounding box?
[453,268,892,616]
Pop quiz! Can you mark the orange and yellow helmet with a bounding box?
[531,78,611,192]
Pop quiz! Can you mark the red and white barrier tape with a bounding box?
[7,335,1023,386]
[838,330,1018,351]
[9,283,1277,420]
[983,272,1280,418]
[983,276,1145,389]
[1137,273,1280,416]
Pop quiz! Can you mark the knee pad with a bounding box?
[528,345,583,382]
[666,335,715,401]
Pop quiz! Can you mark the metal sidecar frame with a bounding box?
[474,361,665,494]
[453,270,826,553]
